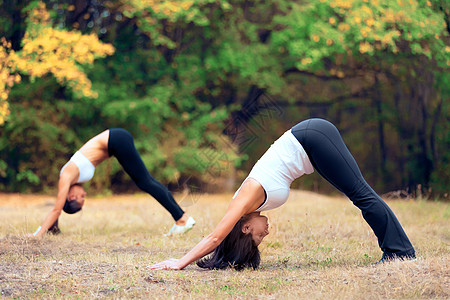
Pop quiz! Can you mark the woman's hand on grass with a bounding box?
[148,259,183,270]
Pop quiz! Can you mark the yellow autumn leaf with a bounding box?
[301,57,313,65]
[359,41,373,53]
[338,23,350,32]
[9,1,115,99]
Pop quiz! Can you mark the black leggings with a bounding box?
[291,119,415,257]
[107,128,184,221]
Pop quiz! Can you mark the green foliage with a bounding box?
[429,73,450,195]
[268,0,449,194]
[271,0,449,75]
[0,0,448,196]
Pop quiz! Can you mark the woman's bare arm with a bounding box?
[32,164,78,237]
[148,179,265,270]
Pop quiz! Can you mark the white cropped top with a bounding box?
[233,130,314,211]
[60,151,95,183]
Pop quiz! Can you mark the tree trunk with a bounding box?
[374,73,387,175]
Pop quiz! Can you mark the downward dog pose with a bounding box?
[149,118,415,270]
[32,128,195,238]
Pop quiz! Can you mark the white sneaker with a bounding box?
[166,217,196,236]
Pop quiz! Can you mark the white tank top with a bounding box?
[60,151,95,183]
[233,130,314,211]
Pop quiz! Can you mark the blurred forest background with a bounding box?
[0,0,448,199]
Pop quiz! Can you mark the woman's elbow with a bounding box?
[206,234,224,247]
[51,208,62,217]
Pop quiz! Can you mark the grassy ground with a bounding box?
[0,191,448,299]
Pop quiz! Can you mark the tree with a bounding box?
[0,1,114,125]
[0,0,242,192]
[0,0,448,196]
[269,0,449,193]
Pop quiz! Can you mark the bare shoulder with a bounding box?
[59,162,79,186]
[230,178,265,214]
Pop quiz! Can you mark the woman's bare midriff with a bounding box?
[78,130,110,167]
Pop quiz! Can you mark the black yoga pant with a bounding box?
[107,128,184,221]
[291,118,415,257]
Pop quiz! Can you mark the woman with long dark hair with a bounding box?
[149,118,415,270]
[31,128,195,238]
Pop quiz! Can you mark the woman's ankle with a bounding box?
[175,213,188,226]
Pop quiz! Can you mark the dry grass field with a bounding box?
[0,191,448,299]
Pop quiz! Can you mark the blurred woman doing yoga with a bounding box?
[32,128,195,238]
